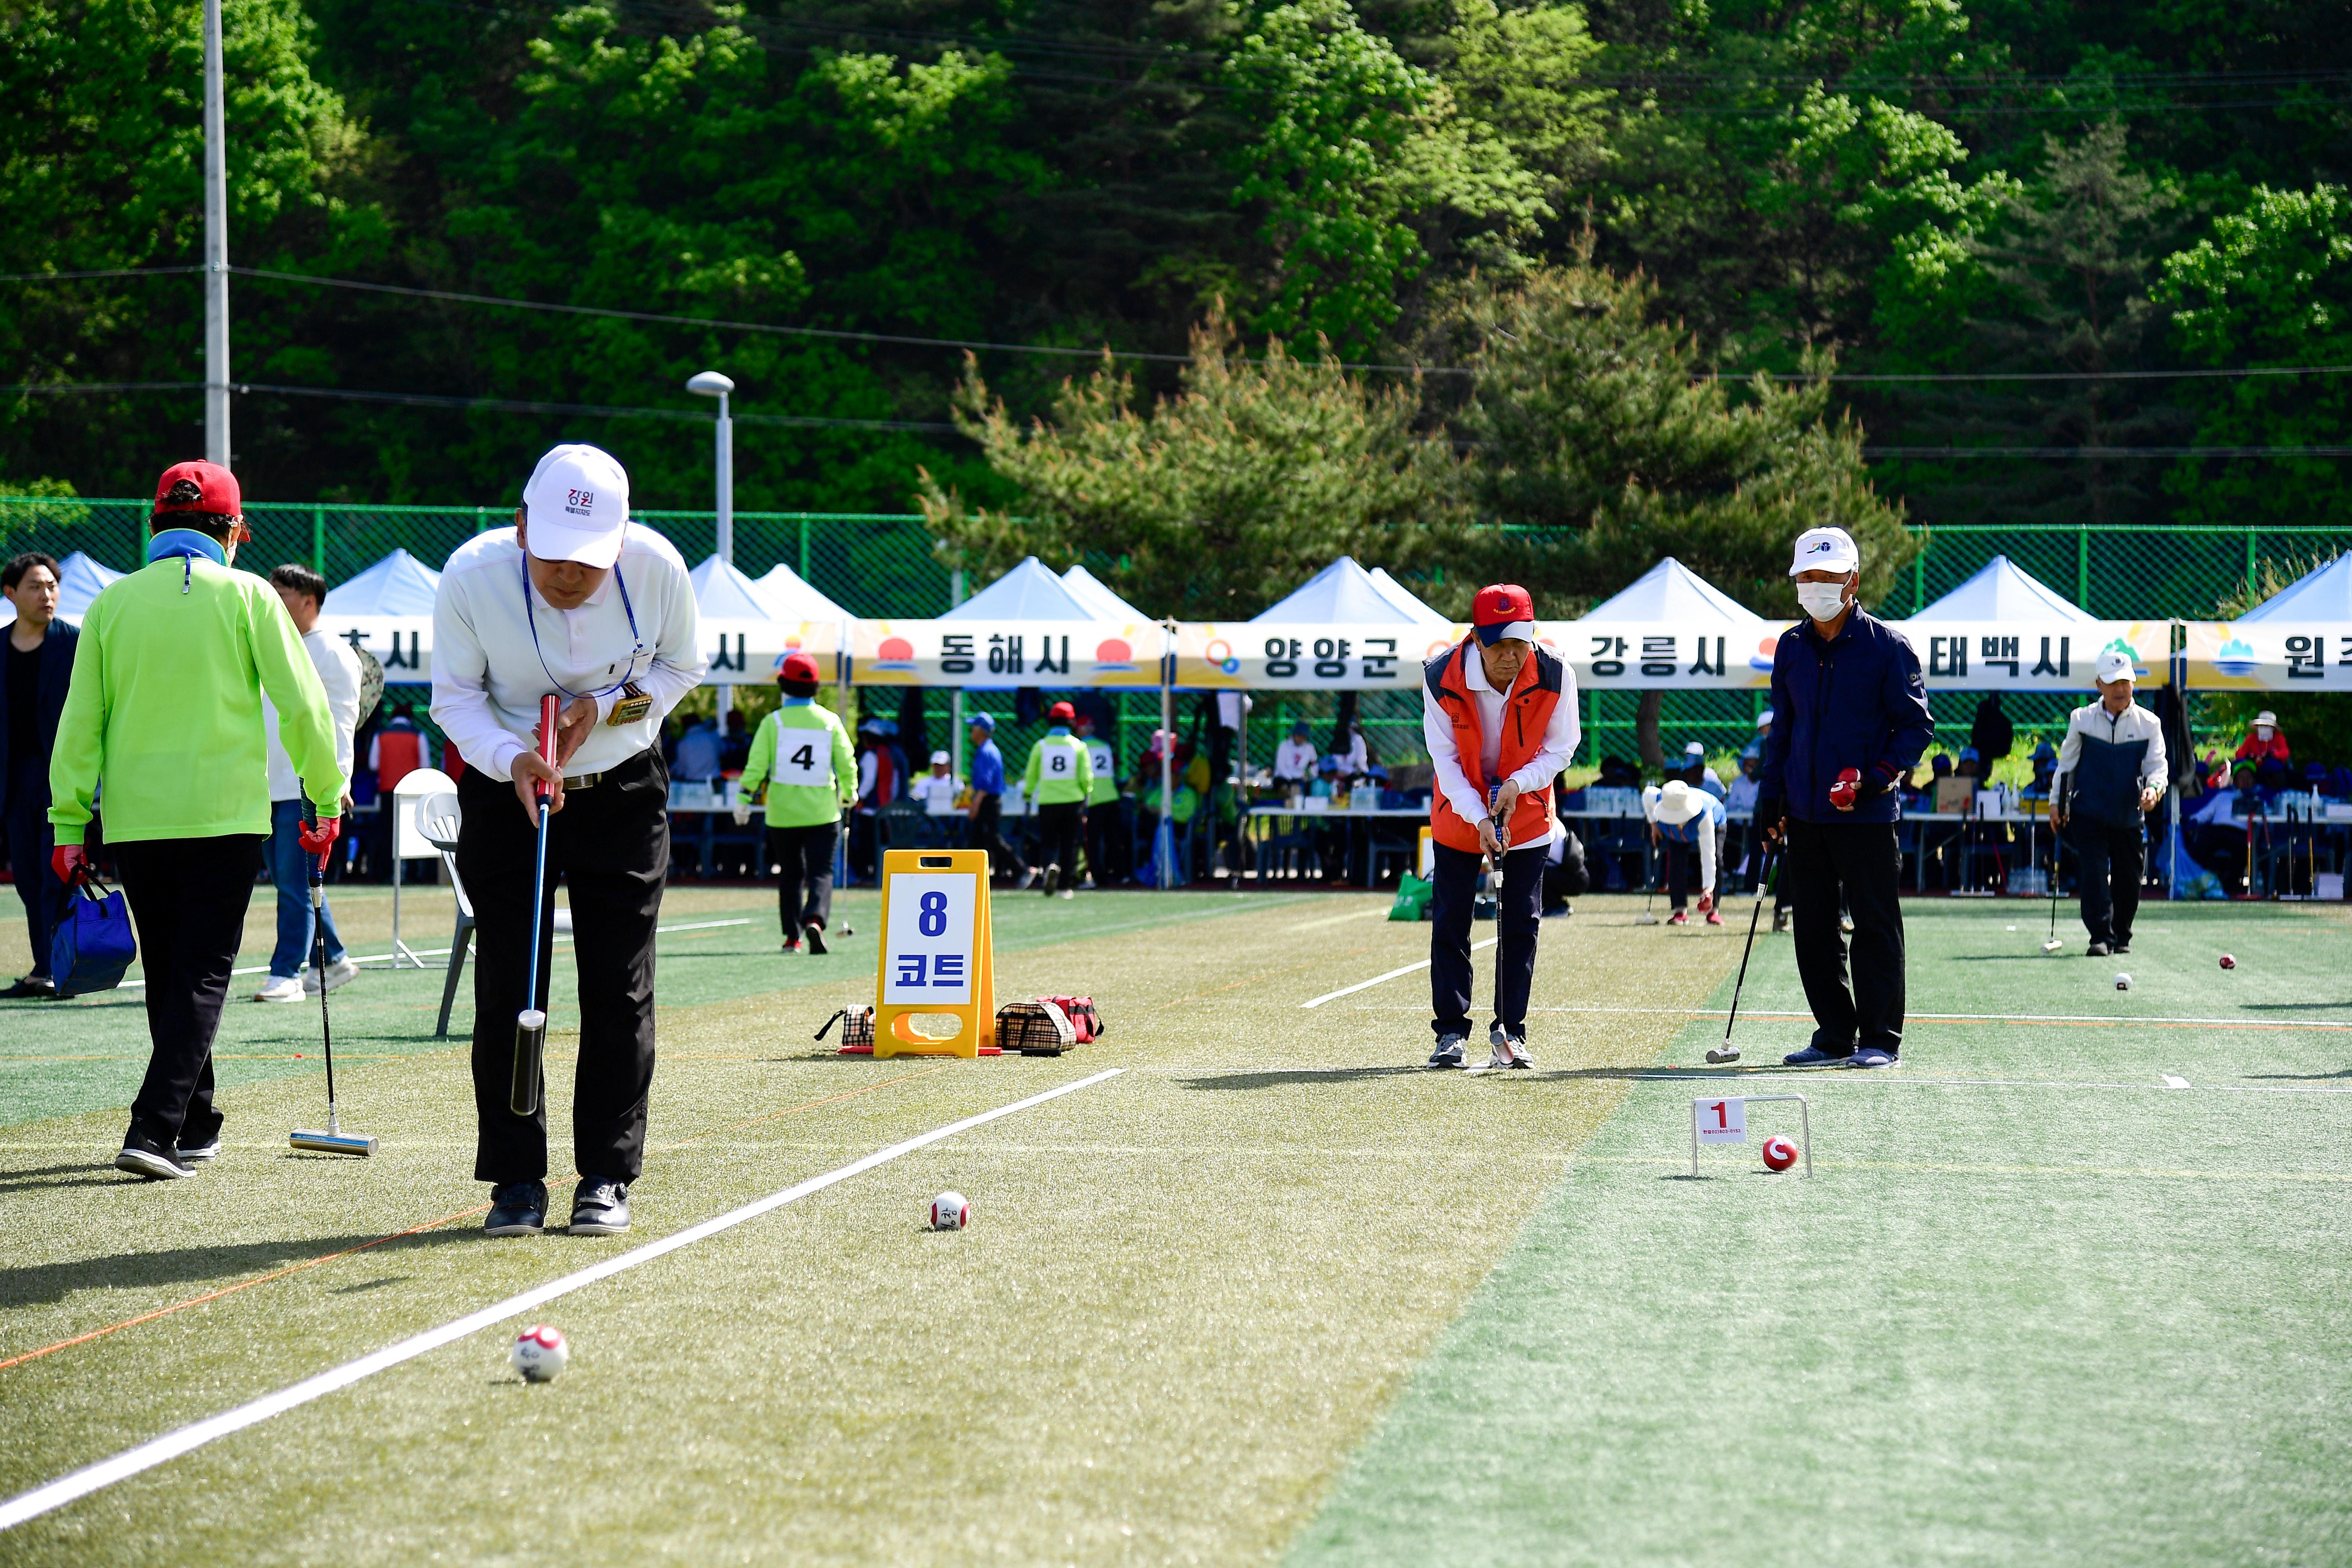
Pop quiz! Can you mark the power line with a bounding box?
[1864,445,2352,458]
[2,380,957,433]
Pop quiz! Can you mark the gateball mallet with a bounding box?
[1706,848,1778,1065]
[1635,839,1661,925]
[510,694,559,1118]
[2041,784,2067,952]
[290,801,375,1156]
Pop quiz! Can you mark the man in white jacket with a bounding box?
[2051,647,2168,958]
[253,563,363,1002]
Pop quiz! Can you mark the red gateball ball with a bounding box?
[1761,1134,1800,1172]
[2220,954,2237,970]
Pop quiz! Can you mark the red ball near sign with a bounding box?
[1761,1135,1800,1172]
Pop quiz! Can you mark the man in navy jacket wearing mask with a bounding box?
[1749,527,1935,1069]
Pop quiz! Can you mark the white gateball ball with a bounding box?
[2114,972,2132,991]
[930,1191,969,1231]
[512,1324,569,1383]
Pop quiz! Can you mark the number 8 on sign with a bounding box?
[875,851,996,1056]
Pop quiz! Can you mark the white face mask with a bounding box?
[1795,581,1851,622]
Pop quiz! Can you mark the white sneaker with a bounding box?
[302,956,361,995]
[252,975,306,1003]
[1059,888,1074,900]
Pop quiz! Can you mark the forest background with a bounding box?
[4,0,2349,620]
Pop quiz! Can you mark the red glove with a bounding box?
[1829,767,1862,811]
[297,813,340,857]
[51,844,89,886]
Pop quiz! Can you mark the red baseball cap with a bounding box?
[153,460,241,517]
[1472,583,1537,646]
[1046,700,1077,725]
[776,652,821,686]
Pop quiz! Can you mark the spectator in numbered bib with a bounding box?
[735,652,855,954]
[2050,647,2166,958]
[1075,710,1120,887]
[1023,700,1094,899]
[50,461,347,1180]
[1422,584,1580,1072]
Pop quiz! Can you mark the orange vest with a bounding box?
[1424,639,1565,852]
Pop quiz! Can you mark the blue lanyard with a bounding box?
[520,544,647,702]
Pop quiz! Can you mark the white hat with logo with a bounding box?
[522,444,631,569]
[2094,647,2137,685]
[1789,526,1860,577]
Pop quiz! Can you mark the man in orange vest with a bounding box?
[1422,584,1581,1070]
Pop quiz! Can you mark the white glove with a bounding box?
[732,800,752,826]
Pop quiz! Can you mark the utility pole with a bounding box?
[203,0,230,467]
[687,371,736,724]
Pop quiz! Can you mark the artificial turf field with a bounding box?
[0,880,2347,1565]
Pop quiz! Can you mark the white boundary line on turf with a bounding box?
[0,1067,1123,1535]
[110,919,755,991]
[1333,1002,2352,1030]
[1300,938,1498,1009]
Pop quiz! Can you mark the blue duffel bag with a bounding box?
[51,878,138,998]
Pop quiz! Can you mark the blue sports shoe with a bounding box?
[1847,1047,1897,1068]
[1427,1034,1467,1069]
[1781,1045,1853,1067]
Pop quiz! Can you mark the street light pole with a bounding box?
[202,0,230,467]
[686,370,736,727]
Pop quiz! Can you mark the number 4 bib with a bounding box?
[774,729,833,787]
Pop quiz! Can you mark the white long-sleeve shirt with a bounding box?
[264,627,362,803]
[1273,737,1318,781]
[430,525,705,782]
[1423,651,1581,849]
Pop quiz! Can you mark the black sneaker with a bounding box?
[1427,1034,1468,1069]
[1771,909,1791,933]
[2112,939,2131,955]
[2,975,55,999]
[485,1180,549,1236]
[179,1128,223,1162]
[2086,940,2111,958]
[116,1133,193,1180]
[802,922,829,956]
[1041,864,1060,897]
[570,1177,631,1235]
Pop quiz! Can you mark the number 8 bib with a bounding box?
[773,731,832,787]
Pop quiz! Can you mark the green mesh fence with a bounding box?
[0,498,954,619]
[1881,524,2352,620]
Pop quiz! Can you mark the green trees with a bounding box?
[919,309,1461,619]
[2158,186,2352,527]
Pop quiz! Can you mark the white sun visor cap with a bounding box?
[2094,647,2137,685]
[522,444,632,569]
[1789,526,1860,577]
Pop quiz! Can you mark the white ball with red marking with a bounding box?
[2220,954,2237,970]
[511,1324,568,1383]
[929,1191,969,1231]
[2114,972,2132,991]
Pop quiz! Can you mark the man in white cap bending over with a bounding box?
[2050,647,2166,958]
[432,444,706,1238]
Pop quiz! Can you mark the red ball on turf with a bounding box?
[1761,1135,1799,1172]
[2220,954,2236,970]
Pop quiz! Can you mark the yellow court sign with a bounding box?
[874,849,996,1057]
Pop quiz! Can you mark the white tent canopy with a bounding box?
[321,548,440,616]
[1907,556,2096,623]
[944,556,1099,621]
[754,561,852,621]
[1060,563,1154,622]
[2184,552,2352,689]
[854,557,1166,688]
[1553,556,1778,691]
[1580,557,1762,625]
[1367,567,1452,627]
[1252,556,1431,624]
[689,554,776,620]
[2239,553,2352,623]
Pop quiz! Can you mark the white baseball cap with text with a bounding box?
[522,444,631,569]
[1789,526,1860,577]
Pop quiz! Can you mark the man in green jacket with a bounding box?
[734,652,856,952]
[51,461,346,1180]
[1022,700,1094,899]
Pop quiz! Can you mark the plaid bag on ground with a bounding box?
[1036,995,1103,1042]
[996,999,1076,1056]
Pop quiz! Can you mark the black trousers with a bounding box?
[1429,841,1545,1038]
[968,794,1026,878]
[1784,818,1906,1056]
[1084,798,1122,884]
[1036,800,1083,880]
[7,784,59,977]
[768,820,838,932]
[1664,835,1716,909]
[457,749,668,1186]
[113,834,264,1147]
[2071,817,2145,945]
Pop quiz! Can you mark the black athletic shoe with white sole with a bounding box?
[2111,939,2131,954]
[485,1180,549,1235]
[2086,940,2111,958]
[116,1134,193,1180]
[803,923,829,956]
[178,1129,223,1162]
[1427,1034,1468,1069]
[570,1177,631,1235]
